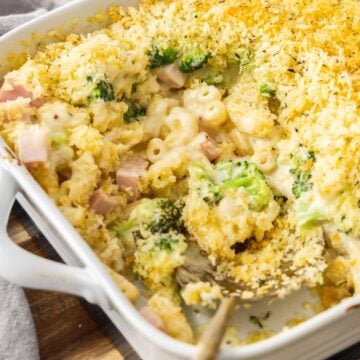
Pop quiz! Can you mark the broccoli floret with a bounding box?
[289,148,316,199]
[214,161,273,211]
[133,231,187,290]
[201,71,224,86]
[113,198,186,240]
[296,199,326,228]
[157,236,180,251]
[291,173,313,199]
[307,150,316,161]
[155,202,185,233]
[114,199,187,289]
[234,47,255,71]
[179,48,211,73]
[292,145,316,163]
[149,44,179,68]
[189,162,222,205]
[259,83,276,97]
[51,133,68,147]
[123,102,146,123]
[112,219,137,239]
[90,80,115,101]
[288,147,324,227]
[189,161,273,211]
[337,216,353,235]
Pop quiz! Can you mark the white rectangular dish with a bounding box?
[0,1,360,359]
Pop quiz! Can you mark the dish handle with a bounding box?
[0,165,111,309]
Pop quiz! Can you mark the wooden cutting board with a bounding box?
[8,214,139,360]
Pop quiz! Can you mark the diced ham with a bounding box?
[21,114,32,122]
[200,133,222,161]
[139,306,166,332]
[0,76,43,107]
[30,97,44,108]
[89,189,118,215]
[116,157,149,202]
[157,64,187,89]
[18,128,49,165]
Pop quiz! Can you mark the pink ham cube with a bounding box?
[116,157,149,202]
[157,64,187,89]
[89,190,118,215]
[200,133,222,161]
[18,128,49,165]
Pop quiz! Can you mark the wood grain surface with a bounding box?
[8,209,139,360]
[6,206,360,360]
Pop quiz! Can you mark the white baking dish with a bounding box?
[0,1,360,359]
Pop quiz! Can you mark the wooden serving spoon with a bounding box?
[194,296,236,360]
[176,244,239,360]
[176,216,326,360]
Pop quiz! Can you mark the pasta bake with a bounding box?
[0,0,359,344]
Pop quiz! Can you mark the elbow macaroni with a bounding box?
[163,107,199,148]
[143,96,179,141]
[251,147,277,174]
[229,128,254,156]
[146,137,169,162]
[183,84,227,128]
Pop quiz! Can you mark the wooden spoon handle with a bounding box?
[193,297,236,360]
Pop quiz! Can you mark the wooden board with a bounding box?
[8,213,139,360]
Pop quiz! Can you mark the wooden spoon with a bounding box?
[176,213,326,360]
[194,296,236,360]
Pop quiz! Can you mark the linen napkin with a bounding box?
[0,2,68,359]
[1,1,49,36]
[0,277,40,360]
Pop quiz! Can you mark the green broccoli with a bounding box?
[307,150,316,161]
[113,198,186,240]
[123,102,146,123]
[113,198,187,285]
[291,171,313,199]
[291,146,316,163]
[137,198,185,234]
[296,199,326,228]
[133,231,187,290]
[189,162,222,205]
[179,48,211,73]
[215,161,273,211]
[149,44,179,69]
[51,133,68,147]
[112,219,137,239]
[287,147,326,228]
[157,236,180,251]
[189,161,273,211]
[90,80,115,101]
[289,147,316,199]
[259,83,276,97]
[336,215,353,235]
[234,47,255,71]
[201,71,224,86]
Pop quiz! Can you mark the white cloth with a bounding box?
[0,0,69,35]
[0,9,47,35]
[0,278,40,360]
[0,3,67,359]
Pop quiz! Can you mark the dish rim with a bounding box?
[1,1,360,358]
